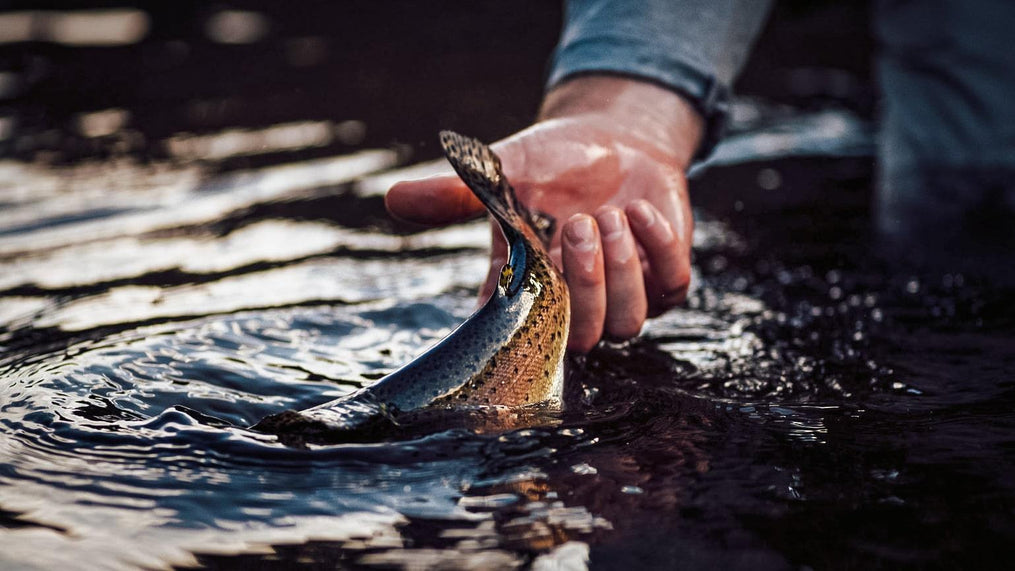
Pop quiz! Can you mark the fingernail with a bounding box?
[598,209,625,240]
[598,209,634,262]
[565,215,596,251]
[566,215,598,273]
[628,200,654,228]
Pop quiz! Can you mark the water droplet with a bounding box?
[570,463,597,475]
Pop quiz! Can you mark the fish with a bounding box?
[253,131,570,444]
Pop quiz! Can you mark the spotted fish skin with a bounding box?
[253,131,570,442]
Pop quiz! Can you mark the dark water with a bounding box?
[3,2,1015,570]
[4,142,1014,569]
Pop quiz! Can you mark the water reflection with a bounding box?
[0,10,150,46]
[2,102,1014,568]
[204,10,270,45]
[167,121,340,160]
[0,149,396,256]
[75,109,131,139]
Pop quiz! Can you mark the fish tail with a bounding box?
[439,131,554,246]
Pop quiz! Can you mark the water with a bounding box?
[2,143,1014,569]
[3,3,1015,569]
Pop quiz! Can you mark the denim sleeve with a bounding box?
[547,0,772,160]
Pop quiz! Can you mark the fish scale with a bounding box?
[253,131,570,443]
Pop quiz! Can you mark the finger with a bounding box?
[561,214,606,352]
[595,206,648,340]
[626,199,689,313]
[386,175,485,226]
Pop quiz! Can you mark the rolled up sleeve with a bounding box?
[547,0,772,160]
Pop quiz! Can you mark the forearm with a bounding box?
[547,0,772,161]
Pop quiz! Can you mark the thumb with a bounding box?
[385,174,485,226]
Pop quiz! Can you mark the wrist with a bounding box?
[538,75,705,170]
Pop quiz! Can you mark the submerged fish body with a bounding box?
[254,131,570,443]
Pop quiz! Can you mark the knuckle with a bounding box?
[656,225,679,248]
[604,255,632,272]
[603,245,639,271]
[569,269,604,289]
[563,257,602,284]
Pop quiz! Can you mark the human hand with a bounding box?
[386,76,703,352]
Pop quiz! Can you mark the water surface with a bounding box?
[2,132,1013,569]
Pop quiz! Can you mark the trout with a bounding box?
[254,131,570,443]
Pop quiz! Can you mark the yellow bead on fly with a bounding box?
[499,265,514,291]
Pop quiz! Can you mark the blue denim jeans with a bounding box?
[875,0,1015,270]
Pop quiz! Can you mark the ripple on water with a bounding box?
[0,299,553,568]
[3,112,1015,568]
